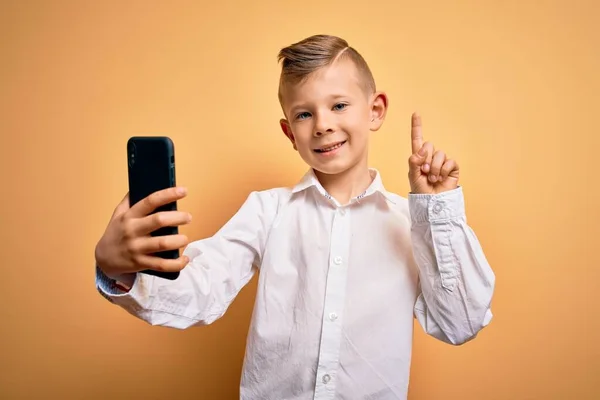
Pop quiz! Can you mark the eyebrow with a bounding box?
[288,94,352,115]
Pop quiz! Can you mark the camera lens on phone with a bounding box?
[128,141,137,167]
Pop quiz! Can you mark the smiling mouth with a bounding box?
[314,140,347,153]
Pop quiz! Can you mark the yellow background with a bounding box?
[1,1,598,399]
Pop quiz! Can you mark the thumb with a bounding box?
[408,148,427,181]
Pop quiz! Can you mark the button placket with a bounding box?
[313,208,351,399]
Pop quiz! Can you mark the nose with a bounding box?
[313,113,334,137]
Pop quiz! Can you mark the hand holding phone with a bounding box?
[95,137,192,281]
[95,187,192,280]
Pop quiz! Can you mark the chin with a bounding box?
[308,158,358,176]
[312,164,348,175]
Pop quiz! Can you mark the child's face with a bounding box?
[279,59,387,176]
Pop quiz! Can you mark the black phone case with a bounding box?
[127,136,180,280]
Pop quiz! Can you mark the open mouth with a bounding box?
[314,140,347,153]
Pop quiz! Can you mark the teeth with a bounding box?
[317,142,344,152]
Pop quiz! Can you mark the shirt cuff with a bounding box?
[95,265,137,298]
[408,186,465,224]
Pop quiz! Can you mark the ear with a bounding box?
[280,118,297,150]
[369,91,389,131]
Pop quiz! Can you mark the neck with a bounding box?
[314,159,373,205]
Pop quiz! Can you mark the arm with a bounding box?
[409,186,495,345]
[95,190,278,329]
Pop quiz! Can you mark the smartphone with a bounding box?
[127,136,180,280]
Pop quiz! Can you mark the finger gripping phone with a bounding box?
[127,136,180,280]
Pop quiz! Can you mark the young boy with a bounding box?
[95,34,495,400]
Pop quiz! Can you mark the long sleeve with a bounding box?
[408,186,495,345]
[95,190,278,329]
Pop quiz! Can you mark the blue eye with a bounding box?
[333,103,348,111]
[296,112,311,120]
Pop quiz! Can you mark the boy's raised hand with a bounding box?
[94,187,192,279]
[408,112,460,194]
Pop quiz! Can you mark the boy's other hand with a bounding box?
[95,187,192,279]
[408,112,460,194]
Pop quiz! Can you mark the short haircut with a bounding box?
[277,34,376,104]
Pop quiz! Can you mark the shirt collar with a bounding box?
[291,168,397,205]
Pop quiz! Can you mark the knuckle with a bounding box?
[143,195,155,208]
[157,236,169,251]
[153,212,166,227]
[125,239,138,255]
[122,220,135,239]
[153,260,166,272]
[442,163,453,173]
[116,212,128,226]
[142,199,155,214]
[147,192,162,209]
[132,253,143,266]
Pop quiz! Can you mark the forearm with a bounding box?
[95,264,211,329]
[95,190,276,329]
[95,240,257,329]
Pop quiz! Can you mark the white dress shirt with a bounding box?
[96,168,495,400]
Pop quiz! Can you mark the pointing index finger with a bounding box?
[411,112,423,154]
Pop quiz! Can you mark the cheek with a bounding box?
[344,114,370,140]
[291,126,313,147]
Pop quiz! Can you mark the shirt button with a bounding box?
[334,256,342,265]
[322,374,331,384]
[329,312,338,321]
[433,203,443,213]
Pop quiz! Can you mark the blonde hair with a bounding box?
[277,34,376,103]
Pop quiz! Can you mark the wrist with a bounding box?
[94,242,119,280]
